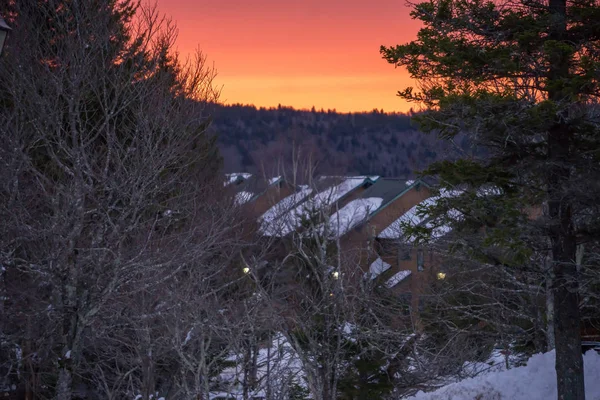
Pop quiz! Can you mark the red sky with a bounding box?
[157,0,420,113]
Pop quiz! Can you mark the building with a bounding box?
[228,174,445,322]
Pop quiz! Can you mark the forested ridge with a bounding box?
[211,104,465,176]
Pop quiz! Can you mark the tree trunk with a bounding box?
[266,334,272,400]
[548,119,585,400]
[551,241,584,400]
[546,272,556,351]
[547,0,585,397]
[56,367,73,400]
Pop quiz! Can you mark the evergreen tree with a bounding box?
[381,0,600,398]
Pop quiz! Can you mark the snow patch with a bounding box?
[217,332,305,399]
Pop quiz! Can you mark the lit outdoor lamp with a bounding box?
[0,15,12,55]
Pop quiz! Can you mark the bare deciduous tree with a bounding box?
[0,2,250,399]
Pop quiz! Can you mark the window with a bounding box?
[402,248,412,260]
[417,249,424,272]
[398,243,411,260]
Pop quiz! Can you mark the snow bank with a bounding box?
[406,350,600,400]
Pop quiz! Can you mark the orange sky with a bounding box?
[157,0,420,113]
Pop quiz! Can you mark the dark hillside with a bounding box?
[210,104,466,176]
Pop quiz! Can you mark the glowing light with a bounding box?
[243,267,250,274]
[332,271,340,279]
[437,272,446,280]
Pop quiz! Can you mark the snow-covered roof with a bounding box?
[259,186,314,236]
[224,172,252,186]
[313,176,377,207]
[319,175,380,182]
[326,197,383,237]
[369,257,391,280]
[262,177,376,237]
[268,176,282,185]
[234,191,254,205]
[378,189,462,241]
[385,270,412,288]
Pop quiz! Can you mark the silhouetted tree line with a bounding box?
[210,104,468,177]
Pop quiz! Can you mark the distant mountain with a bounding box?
[209,104,467,177]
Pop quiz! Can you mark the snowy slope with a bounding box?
[405,350,600,400]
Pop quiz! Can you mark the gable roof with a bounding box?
[258,176,379,237]
[364,178,432,221]
[229,174,283,205]
[377,189,463,241]
[225,173,443,241]
[224,172,252,186]
[325,197,384,237]
[359,178,411,205]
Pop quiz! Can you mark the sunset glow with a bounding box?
[157,0,419,112]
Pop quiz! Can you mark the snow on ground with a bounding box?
[369,257,391,279]
[215,333,305,399]
[326,197,383,237]
[405,350,600,400]
[378,189,462,241]
[385,270,412,288]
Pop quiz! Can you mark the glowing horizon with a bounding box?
[157,0,419,113]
